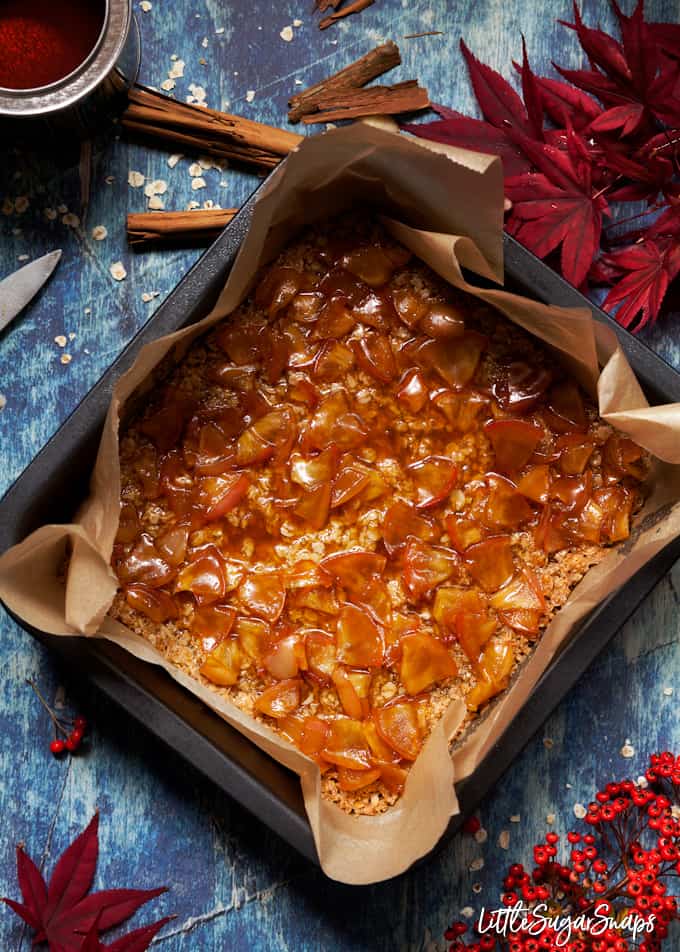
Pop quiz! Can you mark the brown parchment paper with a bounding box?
[2,123,680,885]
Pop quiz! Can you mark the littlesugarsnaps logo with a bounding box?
[477,902,656,948]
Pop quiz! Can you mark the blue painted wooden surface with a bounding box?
[1,1,679,949]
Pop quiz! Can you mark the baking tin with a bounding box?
[2,183,680,874]
[0,0,140,135]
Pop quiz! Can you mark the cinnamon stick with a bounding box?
[127,209,238,248]
[301,80,429,124]
[319,0,374,30]
[288,41,401,123]
[122,86,303,170]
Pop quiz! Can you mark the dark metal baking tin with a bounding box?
[2,184,680,876]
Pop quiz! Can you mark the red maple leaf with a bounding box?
[2,814,171,952]
[401,106,532,177]
[402,39,545,179]
[557,0,680,134]
[505,129,609,287]
[599,238,680,329]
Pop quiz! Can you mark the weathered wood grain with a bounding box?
[1,1,679,949]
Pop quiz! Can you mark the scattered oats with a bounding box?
[17,254,29,262]
[139,0,151,10]
[109,260,127,281]
[191,177,207,190]
[168,58,185,79]
[148,195,165,210]
[105,175,115,185]
[245,90,255,103]
[498,830,510,850]
[543,737,554,750]
[233,71,238,76]
[280,25,294,41]
[44,207,57,220]
[68,332,75,341]
[621,742,635,759]
[188,83,206,102]
[546,813,556,825]
[663,686,673,696]
[144,179,167,197]
[62,212,80,228]
[469,857,484,872]
[0,393,6,411]
[472,882,482,894]
[566,783,572,789]
[637,775,648,788]
[186,200,200,209]
[187,164,203,179]
[293,18,302,26]
[141,290,160,302]
[460,907,474,920]
[128,170,145,188]
[201,36,208,47]
[91,225,108,241]
[167,153,183,168]
[203,199,219,209]
[574,803,587,819]
[57,203,68,214]
[474,828,488,844]
[199,57,207,66]
[219,179,228,187]
[60,353,72,365]
[672,804,680,819]
[161,78,176,91]
[510,814,520,823]
[215,27,225,34]
[294,78,303,85]
[170,53,178,60]
[198,156,213,170]
[54,335,67,348]
[325,122,337,130]
[2,198,14,215]
[84,307,91,315]
[83,348,90,355]
[14,196,30,214]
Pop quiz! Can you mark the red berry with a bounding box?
[71,728,84,743]
[66,733,81,752]
[462,815,481,835]
[50,739,66,756]
[74,716,87,732]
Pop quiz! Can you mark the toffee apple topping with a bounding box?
[111,221,647,814]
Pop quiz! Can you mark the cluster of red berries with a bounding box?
[26,679,89,758]
[49,715,88,756]
[446,752,680,952]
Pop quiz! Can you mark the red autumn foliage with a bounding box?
[445,751,680,951]
[2,814,172,951]
[403,0,680,332]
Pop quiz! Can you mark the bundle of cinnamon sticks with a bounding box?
[124,42,429,249]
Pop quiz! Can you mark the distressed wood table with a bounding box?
[1,1,678,949]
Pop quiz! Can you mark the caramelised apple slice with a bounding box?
[322,718,373,770]
[200,638,243,687]
[374,701,423,761]
[408,455,457,509]
[400,632,458,695]
[402,540,461,601]
[465,536,515,591]
[485,419,544,473]
[336,603,384,668]
[125,584,179,624]
[255,679,304,718]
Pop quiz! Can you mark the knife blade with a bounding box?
[0,250,62,334]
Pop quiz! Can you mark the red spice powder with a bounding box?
[0,0,105,90]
